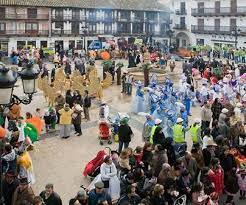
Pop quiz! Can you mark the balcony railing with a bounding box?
[191,25,246,36]
[175,9,187,15]
[0,13,49,20]
[0,30,49,36]
[51,14,86,21]
[191,7,246,16]
[173,24,187,30]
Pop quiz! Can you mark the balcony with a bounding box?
[0,13,49,20]
[191,25,246,36]
[0,30,49,36]
[173,24,187,30]
[175,9,187,15]
[191,7,246,17]
[51,14,86,21]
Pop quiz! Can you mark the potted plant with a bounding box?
[116,62,124,85]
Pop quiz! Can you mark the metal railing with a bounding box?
[0,13,49,20]
[175,9,187,15]
[191,25,246,35]
[173,24,187,30]
[191,7,246,16]
[0,30,49,36]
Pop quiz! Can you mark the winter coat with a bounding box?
[208,167,224,195]
[220,154,237,173]
[224,173,239,195]
[151,150,168,177]
[2,178,19,205]
[201,107,212,122]
[39,191,62,205]
[12,186,35,205]
[58,108,72,125]
[142,150,153,169]
[192,151,205,170]
[2,149,17,173]
[150,195,166,205]
[88,189,112,205]
[180,156,198,181]
[119,158,131,170]
[153,131,165,146]
[72,106,82,125]
[118,124,133,143]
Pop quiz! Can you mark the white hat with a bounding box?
[221,108,229,114]
[194,118,200,123]
[155,119,162,125]
[236,103,242,108]
[177,118,183,123]
[207,139,217,147]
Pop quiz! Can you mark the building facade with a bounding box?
[171,0,246,48]
[0,0,170,55]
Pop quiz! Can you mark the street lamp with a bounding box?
[231,28,241,48]
[0,62,40,107]
[0,63,17,105]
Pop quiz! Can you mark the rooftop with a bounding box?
[0,0,170,12]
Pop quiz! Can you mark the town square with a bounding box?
[0,1,245,205]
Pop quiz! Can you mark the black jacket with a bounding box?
[220,154,237,173]
[2,178,19,205]
[40,191,62,205]
[118,124,133,143]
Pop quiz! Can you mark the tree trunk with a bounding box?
[144,68,149,87]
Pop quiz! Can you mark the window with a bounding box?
[196,39,204,45]
[132,23,143,33]
[27,8,37,18]
[0,7,5,18]
[55,9,63,18]
[146,12,157,21]
[104,11,112,20]
[0,23,6,31]
[55,22,63,29]
[120,11,130,20]
[25,23,38,30]
[104,23,112,33]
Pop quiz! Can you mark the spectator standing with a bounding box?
[39,183,63,205]
[58,104,72,139]
[83,90,91,121]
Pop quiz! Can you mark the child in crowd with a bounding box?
[134,146,143,167]
[43,108,57,132]
[237,168,246,200]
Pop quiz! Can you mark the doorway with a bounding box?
[231,0,237,13]
[55,41,63,52]
[40,41,47,48]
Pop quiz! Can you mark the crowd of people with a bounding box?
[1,41,245,205]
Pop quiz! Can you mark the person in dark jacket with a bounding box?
[211,98,223,122]
[118,119,133,153]
[83,90,91,121]
[152,126,165,146]
[224,168,239,204]
[64,61,72,75]
[88,181,112,205]
[211,120,221,139]
[39,183,62,205]
[65,90,73,108]
[142,142,153,170]
[72,101,82,136]
[163,137,176,166]
[72,90,82,105]
[150,184,166,205]
[117,184,141,205]
[2,170,19,205]
[219,145,237,174]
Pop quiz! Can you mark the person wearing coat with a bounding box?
[100,156,120,201]
[150,144,168,177]
[219,145,237,174]
[12,177,35,205]
[181,151,198,183]
[72,102,82,136]
[54,92,65,123]
[224,168,239,204]
[208,158,224,196]
[58,104,73,139]
[2,170,19,205]
[152,126,165,146]
[158,163,172,185]
[118,119,133,153]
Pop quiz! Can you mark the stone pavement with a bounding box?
[16,61,242,204]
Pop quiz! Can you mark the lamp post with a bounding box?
[0,62,39,107]
[231,28,241,48]
[0,62,39,204]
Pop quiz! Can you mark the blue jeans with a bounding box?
[118,141,129,153]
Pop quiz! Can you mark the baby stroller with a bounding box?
[99,121,112,145]
[83,150,107,178]
[83,147,118,180]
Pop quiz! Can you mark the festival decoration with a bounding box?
[0,126,6,138]
[101,51,110,60]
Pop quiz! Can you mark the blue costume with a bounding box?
[131,84,145,113]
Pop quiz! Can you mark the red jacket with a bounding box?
[208,167,224,195]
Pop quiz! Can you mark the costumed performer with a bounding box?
[131,81,145,114]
